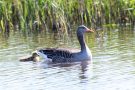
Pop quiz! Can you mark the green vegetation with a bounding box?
[0,0,135,33]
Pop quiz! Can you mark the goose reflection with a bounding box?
[79,61,92,82]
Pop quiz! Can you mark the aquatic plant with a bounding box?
[0,0,134,33]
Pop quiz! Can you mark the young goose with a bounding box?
[20,25,94,63]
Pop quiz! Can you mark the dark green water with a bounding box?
[0,26,135,90]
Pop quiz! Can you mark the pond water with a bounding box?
[0,26,135,90]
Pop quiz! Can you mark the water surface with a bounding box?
[0,26,135,90]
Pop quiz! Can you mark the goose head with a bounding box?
[77,25,94,36]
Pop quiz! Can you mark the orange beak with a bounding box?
[86,28,94,32]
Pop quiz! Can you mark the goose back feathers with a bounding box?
[37,48,73,63]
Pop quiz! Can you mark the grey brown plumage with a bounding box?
[20,25,94,63]
[39,48,73,63]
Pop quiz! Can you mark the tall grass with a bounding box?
[0,0,135,33]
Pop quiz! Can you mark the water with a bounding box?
[0,26,135,90]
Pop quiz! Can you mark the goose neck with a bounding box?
[77,32,87,52]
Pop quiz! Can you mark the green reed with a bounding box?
[0,0,135,33]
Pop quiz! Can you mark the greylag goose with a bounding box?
[20,25,94,63]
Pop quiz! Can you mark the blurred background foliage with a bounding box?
[0,0,135,33]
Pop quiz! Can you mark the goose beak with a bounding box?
[86,28,94,32]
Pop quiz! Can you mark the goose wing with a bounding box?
[39,48,73,58]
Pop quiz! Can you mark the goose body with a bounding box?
[20,25,94,63]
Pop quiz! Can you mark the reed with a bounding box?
[0,0,134,33]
